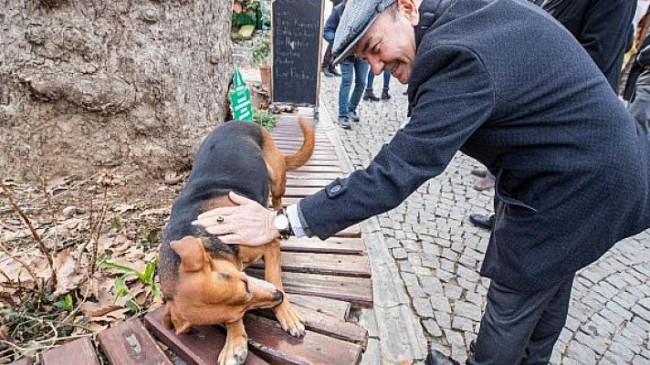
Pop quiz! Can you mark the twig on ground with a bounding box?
[0,182,55,291]
[0,241,40,292]
[39,177,59,253]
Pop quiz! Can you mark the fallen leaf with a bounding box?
[80,301,123,318]
[53,248,85,296]
[164,171,181,185]
[112,204,136,214]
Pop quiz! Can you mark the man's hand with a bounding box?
[192,192,279,246]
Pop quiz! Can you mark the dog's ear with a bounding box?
[170,236,206,272]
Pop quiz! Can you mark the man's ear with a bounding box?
[398,0,420,26]
[170,236,206,272]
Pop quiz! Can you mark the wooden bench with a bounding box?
[10,117,374,365]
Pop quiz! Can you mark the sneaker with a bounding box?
[338,116,352,129]
[381,90,391,100]
[329,67,341,77]
[348,111,360,122]
[363,90,380,101]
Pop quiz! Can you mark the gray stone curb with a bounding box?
[317,99,428,364]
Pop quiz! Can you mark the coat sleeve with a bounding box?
[298,45,495,239]
[578,0,635,74]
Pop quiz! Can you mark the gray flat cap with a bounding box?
[332,0,397,64]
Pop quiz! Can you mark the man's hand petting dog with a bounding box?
[192,192,278,246]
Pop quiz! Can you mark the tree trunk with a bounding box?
[0,0,233,180]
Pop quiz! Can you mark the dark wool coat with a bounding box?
[541,0,636,91]
[298,0,650,291]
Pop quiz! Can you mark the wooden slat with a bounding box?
[41,337,100,365]
[271,136,330,143]
[253,306,367,348]
[285,179,335,187]
[289,294,351,321]
[293,166,342,173]
[9,358,34,365]
[246,269,373,308]
[293,153,340,161]
[332,225,362,238]
[302,160,342,167]
[249,252,370,277]
[97,319,172,365]
[144,309,270,365]
[244,316,363,365]
[284,187,323,196]
[281,237,366,255]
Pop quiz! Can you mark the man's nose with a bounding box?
[366,55,384,75]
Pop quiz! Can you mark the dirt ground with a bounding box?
[0,167,188,363]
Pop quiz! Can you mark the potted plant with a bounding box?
[252,31,271,90]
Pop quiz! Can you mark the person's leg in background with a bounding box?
[364,70,380,101]
[322,42,335,77]
[348,59,368,123]
[381,71,391,100]
[337,61,354,129]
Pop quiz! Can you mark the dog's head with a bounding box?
[169,236,283,324]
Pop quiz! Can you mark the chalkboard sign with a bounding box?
[271,0,324,106]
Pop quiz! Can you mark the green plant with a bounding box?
[99,257,160,313]
[232,0,260,27]
[253,109,278,129]
[251,32,271,66]
[54,294,73,311]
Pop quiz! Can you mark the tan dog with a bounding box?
[159,118,314,365]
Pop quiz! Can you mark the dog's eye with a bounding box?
[243,280,251,295]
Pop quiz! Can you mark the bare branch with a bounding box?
[0,182,54,291]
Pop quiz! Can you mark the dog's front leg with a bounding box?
[264,239,306,337]
[219,319,248,365]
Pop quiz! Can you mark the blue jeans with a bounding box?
[338,59,369,118]
[367,71,391,92]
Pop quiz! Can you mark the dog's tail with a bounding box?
[284,117,315,170]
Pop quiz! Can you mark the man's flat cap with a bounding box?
[332,0,397,64]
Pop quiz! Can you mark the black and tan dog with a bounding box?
[159,118,314,365]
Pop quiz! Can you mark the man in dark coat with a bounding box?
[541,0,636,90]
[194,0,650,363]
[470,0,637,230]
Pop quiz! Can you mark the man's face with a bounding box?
[353,0,419,84]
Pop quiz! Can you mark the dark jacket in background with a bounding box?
[298,0,650,291]
[542,0,636,90]
[624,34,650,101]
[324,2,355,63]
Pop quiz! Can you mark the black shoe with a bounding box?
[363,90,380,101]
[426,350,460,365]
[381,90,391,100]
[469,213,495,230]
[323,68,335,77]
[329,67,341,76]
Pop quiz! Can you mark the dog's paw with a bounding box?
[218,340,248,365]
[274,303,306,337]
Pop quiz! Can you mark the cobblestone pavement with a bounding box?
[319,74,650,364]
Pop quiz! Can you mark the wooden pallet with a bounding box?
[9,117,373,365]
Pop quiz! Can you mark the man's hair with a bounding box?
[387,2,399,20]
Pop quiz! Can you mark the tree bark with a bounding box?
[0,0,233,180]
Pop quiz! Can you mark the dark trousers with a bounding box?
[322,42,333,70]
[467,275,574,365]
